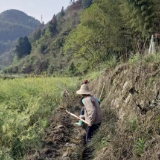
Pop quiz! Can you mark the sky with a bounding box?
[0,0,70,23]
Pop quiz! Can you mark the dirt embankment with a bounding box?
[24,94,87,160]
[90,62,160,160]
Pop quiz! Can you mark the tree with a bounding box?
[31,29,42,42]
[119,0,160,53]
[60,7,65,17]
[64,1,124,69]
[70,0,83,10]
[68,62,77,75]
[82,0,93,8]
[70,0,75,5]
[121,0,155,37]
[15,36,31,58]
[48,14,57,36]
[52,14,57,25]
[64,0,160,73]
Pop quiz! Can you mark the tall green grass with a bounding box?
[0,77,79,160]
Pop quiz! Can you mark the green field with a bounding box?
[0,76,79,160]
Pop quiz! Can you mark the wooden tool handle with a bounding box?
[65,110,89,125]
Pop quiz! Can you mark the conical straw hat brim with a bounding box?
[76,85,91,95]
[76,84,91,95]
[76,89,91,95]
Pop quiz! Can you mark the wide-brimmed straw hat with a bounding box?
[76,84,91,95]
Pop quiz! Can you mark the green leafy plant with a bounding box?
[134,138,146,155]
[101,135,111,148]
[143,53,160,64]
[129,54,141,64]
[129,118,137,132]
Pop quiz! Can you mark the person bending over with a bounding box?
[76,82,103,143]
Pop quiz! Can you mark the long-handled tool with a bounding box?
[65,110,89,125]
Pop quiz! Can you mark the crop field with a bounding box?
[0,76,79,160]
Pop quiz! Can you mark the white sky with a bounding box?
[0,0,70,23]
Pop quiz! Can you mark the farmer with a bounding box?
[75,97,100,126]
[76,82,103,143]
[75,80,100,126]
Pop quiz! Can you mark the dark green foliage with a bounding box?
[61,7,65,17]
[68,62,78,75]
[1,3,83,72]
[56,37,65,48]
[48,15,58,36]
[31,29,42,42]
[48,21,57,36]
[39,44,48,54]
[122,0,156,37]
[47,64,56,74]
[82,0,93,8]
[11,138,25,160]
[15,36,31,58]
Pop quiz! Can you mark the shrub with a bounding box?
[143,52,160,64]
[129,118,137,132]
[128,53,141,64]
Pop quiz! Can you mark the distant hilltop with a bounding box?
[0,9,41,65]
[0,9,41,42]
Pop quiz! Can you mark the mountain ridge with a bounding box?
[0,9,41,57]
[0,9,40,30]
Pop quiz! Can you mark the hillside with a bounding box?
[88,55,160,160]
[1,1,160,159]
[2,0,91,74]
[1,54,160,160]
[3,0,160,77]
[0,9,40,57]
[10,54,160,160]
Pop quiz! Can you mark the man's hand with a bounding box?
[79,115,85,119]
[88,123,92,127]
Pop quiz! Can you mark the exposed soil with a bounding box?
[24,96,87,160]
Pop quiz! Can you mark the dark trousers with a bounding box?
[82,123,101,159]
[80,108,101,143]
[80,107,85,115]
[86,123,101,144]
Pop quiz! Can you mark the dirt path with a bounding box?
[24,106,87,160]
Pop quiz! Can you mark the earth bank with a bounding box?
[25,59,160,160]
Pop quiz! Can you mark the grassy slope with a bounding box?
[90,53,160,160]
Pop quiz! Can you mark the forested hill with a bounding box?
[1,0,94,74]
[0,9,40,55]
[2,0,160,75]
